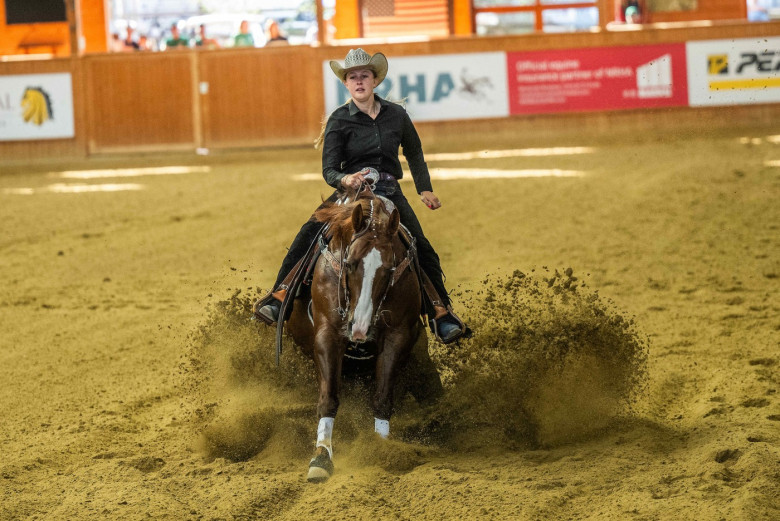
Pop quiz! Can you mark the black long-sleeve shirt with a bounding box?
[321,96,433,194]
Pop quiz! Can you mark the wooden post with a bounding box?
[316,0,325,46]
[190,51,204,152]
[598,0,611,29]
[65,0,82,56]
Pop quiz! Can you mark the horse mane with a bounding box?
[314,191,392,248]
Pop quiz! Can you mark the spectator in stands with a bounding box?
[195,24,220,49]
[110,32,124,52]
[164,23,191,50]
[625,5,642,23]
[617,0,648,23]
[122,26,140,51]
[264,19,289,47]
[138,34,150,51]
[747,0,771,21]
[234,20,255,47]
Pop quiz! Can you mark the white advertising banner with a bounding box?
[323,52,509,121]
[0,73,75,141]
[687,38,780,106]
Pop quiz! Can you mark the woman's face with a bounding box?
[344,69,378,103]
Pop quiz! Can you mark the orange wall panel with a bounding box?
[452,0,473,35]
[0,0,106,57]
[333,0,361,39]
[81,0,108,54]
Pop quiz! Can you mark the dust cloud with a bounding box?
[185,268,648,462]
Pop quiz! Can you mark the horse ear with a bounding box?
[387,209,400,236]
[351,203,364,231]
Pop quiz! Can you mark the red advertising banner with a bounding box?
[507,44,688,114]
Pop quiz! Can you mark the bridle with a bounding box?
[318,189,416,327]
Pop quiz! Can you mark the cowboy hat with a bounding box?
[329,48,388,84]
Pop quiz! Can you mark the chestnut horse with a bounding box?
[285,188,423,483]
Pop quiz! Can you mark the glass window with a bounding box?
[474,0,536,6]
[476,12,536,35]
[542,7,598,32]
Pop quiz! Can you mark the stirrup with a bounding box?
[428,308,472,345]
[252,288,286,325]
[252,295,275,325]
[254,300,280,324]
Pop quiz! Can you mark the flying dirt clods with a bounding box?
[182,268,649,463]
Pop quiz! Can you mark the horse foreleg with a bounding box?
[372,330,414,438]
[308,328,344,483]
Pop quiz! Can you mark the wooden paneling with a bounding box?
[1,20,779,162]
[199,47,324,148]
[83,52,196,153]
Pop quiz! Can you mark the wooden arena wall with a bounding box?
[1,20,779,162]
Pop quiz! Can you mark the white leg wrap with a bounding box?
[316,417,334,458]
[374,418,390,439]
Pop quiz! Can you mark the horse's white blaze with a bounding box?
[352,247,382,337]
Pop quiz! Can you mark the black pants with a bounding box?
[273,183,449,311]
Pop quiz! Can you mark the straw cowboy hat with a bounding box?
[329,48,388,84]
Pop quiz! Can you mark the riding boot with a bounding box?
[420,275,470,344]
[412,236,470,344]
[254,289,286,324]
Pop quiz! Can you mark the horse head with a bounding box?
[21,87,52,126]
[344,195,400,342]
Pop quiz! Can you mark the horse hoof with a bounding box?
[307,447,333,483]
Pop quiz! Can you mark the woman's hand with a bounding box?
[420,191,441,210]
[341,171,366,190]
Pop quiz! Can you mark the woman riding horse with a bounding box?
[300,188,426,481]
[255,48,467,344]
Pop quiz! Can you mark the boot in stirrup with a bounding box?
[430,305,470,344]
[253,289,287,325]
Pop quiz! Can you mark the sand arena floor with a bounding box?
[0,126,778,520]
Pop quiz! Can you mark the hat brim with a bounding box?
[329,52,388,85]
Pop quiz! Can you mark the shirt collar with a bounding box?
[348,95,386,117]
